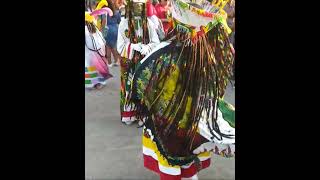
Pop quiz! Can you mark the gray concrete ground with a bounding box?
[85,66,235,180]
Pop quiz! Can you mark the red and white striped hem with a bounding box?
[121,111,136,123]
[143,154,211,180]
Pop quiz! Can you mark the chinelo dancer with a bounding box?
[129,0,235,179]
[117,0,161,125]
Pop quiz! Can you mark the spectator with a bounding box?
[155,0,170,34]
[105,0,122,66]
[147,0,166,40]
[146,0,157,17]
[115,0,125,10]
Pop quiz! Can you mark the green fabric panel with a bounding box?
[218,99,235,128]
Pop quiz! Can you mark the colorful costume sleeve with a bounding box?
[117,19,136,59]
[117,18,160,59]
[139,18,161,54]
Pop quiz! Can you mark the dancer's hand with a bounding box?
[131,43,142,52]
[140,45,151,55]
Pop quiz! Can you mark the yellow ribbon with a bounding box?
[85,12,94,23]
[221,17,232,34]
[191,29,197,38]
[95,0,109,10]
[217,0,232,34]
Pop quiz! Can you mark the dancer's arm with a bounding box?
[117,19,142,59]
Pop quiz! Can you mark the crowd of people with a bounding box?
[85,0,235,179]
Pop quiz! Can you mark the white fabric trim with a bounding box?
[198,155,211,162]
[171,0,213,31]
[181,162,193,169]
[85,84,94,88]
[121,116,136,123]
[159,164,181,176]
[84,77,101,81]
[193,142,235,157]
[198,104,235,144]
[142,146,181,175]
[143,146,158,161]
[139,41,171,64]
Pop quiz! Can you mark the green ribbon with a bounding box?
[177,0,189,9]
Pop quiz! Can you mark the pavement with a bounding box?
[85,65,235,180]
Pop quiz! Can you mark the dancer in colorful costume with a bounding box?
[129,0,235,179]
[117,0,161,125]
[85,0,114,89]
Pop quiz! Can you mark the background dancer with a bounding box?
[117,0,161,125]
